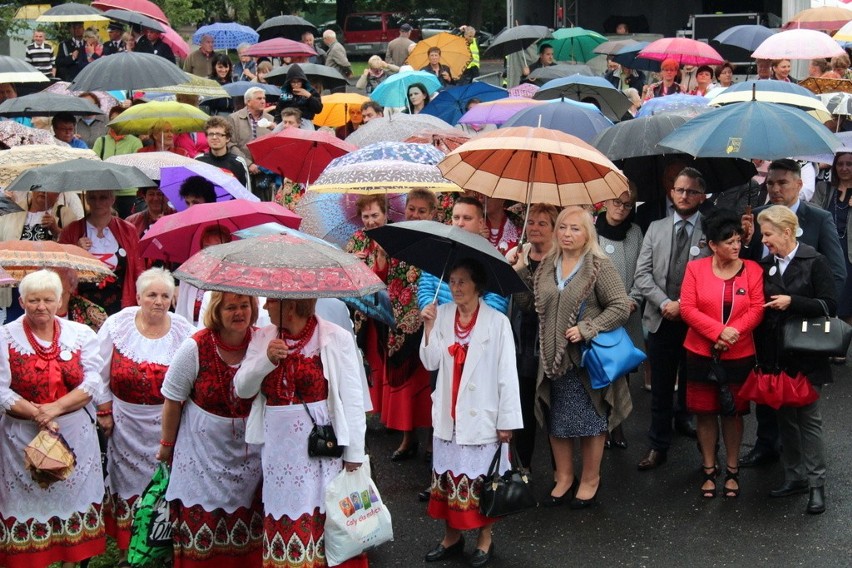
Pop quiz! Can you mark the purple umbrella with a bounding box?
[457,97,547,125]
[159,162,258,212]
[636,94,710,118]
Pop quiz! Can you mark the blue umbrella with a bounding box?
[712,24,776,52]
[222,81,281,98]
[421,82,509,125]
[534,74,631,122]
[193,23,259,50]
[502,100,612,142]
[370,71,442,109]
[612,41,660,72]
[327,141,445,169]
[636,94,710,118]
[658,101,841,160]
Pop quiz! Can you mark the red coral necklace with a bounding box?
[23,318,60,360]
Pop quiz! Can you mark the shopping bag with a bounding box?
[127,463,173,567]
[324,456,393,566]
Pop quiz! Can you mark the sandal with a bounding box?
[723,467,740,498]
[700,465,717,499]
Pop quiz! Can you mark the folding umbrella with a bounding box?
[0,92,103,117]
[534,75,631,122]
[483,25,551,59]
[5,159,154,193]
[242,38,316,59]
[265,63,349,91]
[526,63,595,84]
[404,130,471,154]
[193,23,258,50]
[0,196,23,217]
[310,160,458,194]
[509,83,539,98]
[636,94,710,118]
[69,52,188,91]
[161,23,190,60]
[327,142,446,169]
[420,82,509,125]
[312,93,370,128]
[819,92,852,116]
[247,129,356,185]
[144,73,229,98]
[611,41,660,73]
[799,76,852,95]
[159,163,259,212]
[547,27,607,63]
[257,15,318,42]
[637,37,724,66]
[221,81,281,99]
[0,56,49,84]
[593,38,638,56]
[345,114,453,147]
[295,190,409,247]
[784,6,852,31]
[102,9,163,32]
[502,100,612,142]
[369,71,443,109]
[752,29,845,60]
[834,19,852,42]
[45,82,119,113]
[0,146,100,187]
[709,80,831,122]
[712,24,776,52]
[36,3,108,22]
[0,240,114,283]
[92,0,168,24]
[0,122,56,148]
[104,151,196,181]
[456,97,546,126]
[107,101,209,135]
[407,33,472,79]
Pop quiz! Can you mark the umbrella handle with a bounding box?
[432,251,452,304]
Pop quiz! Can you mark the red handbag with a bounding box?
[740,368,820,410]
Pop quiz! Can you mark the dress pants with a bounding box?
[646,318,690,451]
[777,396,826,488]
[752,402,780,453]
[514,370,537,468]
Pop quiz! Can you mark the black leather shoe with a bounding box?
[739,447,780,468]
[418,487,431,502]
[469,542,494,568]
[769,479,809,498]
[569,484,600,510]
[637,449,667,471]
[807,487,826,514]
[674,420,697,438]
[391,442,419,462]
[425,535,465,562]
[542,477,578,507]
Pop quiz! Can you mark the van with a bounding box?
[342,12,420,57]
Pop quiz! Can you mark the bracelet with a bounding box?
[159,439,175,447]
[96,410,112,416]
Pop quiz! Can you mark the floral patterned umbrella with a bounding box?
[174,233,386,299]
[0,122,57,147]
[0,240,114,282]
[0,145,99,187]
[310,159,459,195]
[326,141,445,169]
[295,191,408,248]
[104,151,197,181]
[403,129,472,154]
[508,83,540,99]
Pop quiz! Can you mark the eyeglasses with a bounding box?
[610,199,634,210]
[673,188,704,198]
[206,132,227,138]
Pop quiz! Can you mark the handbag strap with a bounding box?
[816,299,830,318]
[485,442,524,479]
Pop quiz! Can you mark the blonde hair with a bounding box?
[136,267,175,299]
[548,206,606,261]
[203,292,259,331]
[756,205,799,241]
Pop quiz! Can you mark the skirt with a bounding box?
[686,354,753,416]
[549,369,608,438]
[380,361,431,431]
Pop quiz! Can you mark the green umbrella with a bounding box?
[546,27,608,63]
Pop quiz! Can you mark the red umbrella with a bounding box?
[242,38,316,59]
[139,200,301,263]
[161,23,190,59]
[92,0,168,24]
[403,129,472,154]
[637,37,724,66]
[247,129,356,184]
[739,368,820,410]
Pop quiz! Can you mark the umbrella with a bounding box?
[44,82,118,114]
[637,37,724,66]
[712,24,776,52]
[144,73,230,98]
[367,220,527,296]
[101,8,163,32]
[346,114,454,147]
[456,96,546,125]
[657,101,842,161]
[248,129,356,185]
[509,83,539,98]
[5,159,154,193]
[0,146,99,187]
[265,63,349,91]
[0,56,49,84]
[193,23,258,50]
[835,19,852,42]
[438,126,628,206]
[0,122,57,147]
[107,101,209,135]
[369,71,443,108]
[242,38,316,59]
[295,190,408,247]
[0,196,23,216]
[221,81,281,99]
[140,200,300,262]
[483,25,551,59]
[257,15,318,42]
[312,93,370,128]
[407,33,472,79]
[37,3,108,22]
[104,152,196,181]
[92,0,168,24]
[534,75,631,122]
[0,92,103,118]
[611,41,660,73]
[310,160,458,194]
[161,24,191,60]
[404,129,472,154]
[547,27,608,63]
[527,63,595,84]
[784,6,852,31]
[593,38,638,56]
[636,94,710,118]
[0,240,114,282]
[710,82,831,123]
[69,52,188,92]
[327,141,446,169]
[159,163,259,212]
[799,76,852,95]
[502,100,613,142]
[0,265,15,286]
[752,29,845,60]
[819,92,852,116]
[792,131,852,164]
[174,233,385,299]
[420,83,509,125]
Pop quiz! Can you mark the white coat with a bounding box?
[420,299,523,446]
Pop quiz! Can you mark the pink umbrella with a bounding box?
[243,38,316,59]
[45,82,118,114]
[637,37,724,66]
[457,96,547,125]
[161,23,190,60]
[92,0,168,24]
[509,83,540,99]
[247,129,356,184]
[0,122,56,147]
[752,29,846,60]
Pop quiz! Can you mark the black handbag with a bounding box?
[303,401,344,458]
[782,299,852,357]
[478,443,537,518]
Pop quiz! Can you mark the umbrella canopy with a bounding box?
[221,82,281,100]
[45,82,118,113]
[0,196,23,217]
[367,220,527,295]
[637,37,724,66]
[593,38,638,56]
[5,159,154,193]
[193,22,258,50]
[0,56,49,84]
[140,200,300,262]
[658,101,841,161]
[295,191,408,247]
[370,71,443,109]
[483,25,551,59]
[752,29,845,60]
[457,96,546,126]
[92,0,168,24]
[710,81,831,122]
[526,63,595,84]
[407,33,472,79]
[438,126,628,206]
[835,19,852,42]
[310,160,458,194]
[144,73,230,98]
[0,122,57,148]
[104,151,196,181]
[0,92,103,118]
[636,94,710,118]
[404,129,472,154]
[509,83,540,98]
[712,24,776,51]
[421,82,509,125]
[243,38,316,59]
[107,101,209,135]
[159,163,259,212]
[0,240,114,283]
[502,100,612,142]
[248,129,356,184]
[611,41,660,72]
[547,27,608,63]
[534,75,631,122]
[0,265,15,286]
[69,52,188,91]
[265,63,348,91]
[346,114,454,147]
[0,146,99,187]
[161,23,190,60]
[257,15,318,42]
[312,93,370,128]
[174,233,385,299]
[819,92,852,116]
[784,6,852,31]
[799,76,852,95]
[327,141,446,169]
[102,8,163,32]
[37,3,107,22]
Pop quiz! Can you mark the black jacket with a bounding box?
[135,36,176,64]
[604,69,645,92]
[274,64,323,122]
[55,38,86,81]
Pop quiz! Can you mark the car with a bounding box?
[341,12,420,58]
[418,18,456,39]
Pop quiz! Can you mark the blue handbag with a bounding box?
[580,327,646,389]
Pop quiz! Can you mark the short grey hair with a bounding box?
[323,29,336,41]
[237,42,251,53]
[19,269,62,299]
[136,267,175,299]
[201,34,214,43]
[243,86,265,103]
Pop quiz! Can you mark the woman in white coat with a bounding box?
[420,258,522,568]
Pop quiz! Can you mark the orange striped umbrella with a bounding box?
[0,240,114,282]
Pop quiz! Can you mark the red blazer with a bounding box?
[680,256,764,360]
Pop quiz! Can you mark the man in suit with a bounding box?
[102,22,126,55]
[633,167,712,470]
[135,26,175,64]
[55,22,86,81]
[739,158,846,468]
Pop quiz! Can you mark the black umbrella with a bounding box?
[257,15,318,42]
[36,3,108,23]
[0,92,104,117]
[0,56,49,84]
[102,9,164,32]
[265,63,348,91]
[69,51,187,92]
[5,159,154,193]
[367,220,528,296]
[483,25,551,59]
[527,63,593,85]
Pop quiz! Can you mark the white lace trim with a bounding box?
[3,316,86,356]
[104,307,195,365]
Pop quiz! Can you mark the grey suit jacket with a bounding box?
[632,214,712,334]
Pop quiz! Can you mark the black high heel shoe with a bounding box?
[700,465,718,499]
[391,441,419,462]
[569,482,601,510]
[542,477,578,507]
[723,467,740,499]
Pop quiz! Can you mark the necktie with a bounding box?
[676,220,689,252]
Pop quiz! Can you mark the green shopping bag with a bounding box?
[127,462,173,566]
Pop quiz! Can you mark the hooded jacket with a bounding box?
[275,64,323,122]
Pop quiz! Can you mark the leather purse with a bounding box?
[303,402,344,458]
[580,327,647,389]
[782,299,852,357]
[479,444,537,518]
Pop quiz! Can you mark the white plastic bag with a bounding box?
[324,456,393,566]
